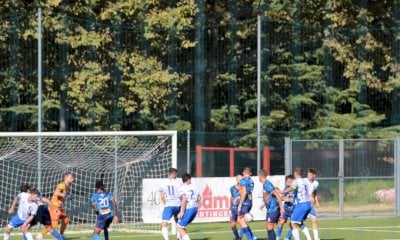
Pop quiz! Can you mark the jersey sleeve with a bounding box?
[239,178,246,187]
[30,203,39,216]
[314,181,319,194]
[179,186,187,197]
[264,181,275,193]
[56,183,67,193]
[90,194,97,204]
[230,186,234,196]
[291,179,299,190]
[158,182,167,193]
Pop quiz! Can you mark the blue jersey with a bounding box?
[263,180,279,212]
[239,177,254,206]
[230,185,241,209]
[283,186,295,204]
[91,191,114,216]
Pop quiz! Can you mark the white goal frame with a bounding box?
[0,130,177,183]
[0,130,178,234]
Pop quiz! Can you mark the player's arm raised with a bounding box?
[111,196,118,223]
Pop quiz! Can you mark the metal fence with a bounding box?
[285,138,400,217]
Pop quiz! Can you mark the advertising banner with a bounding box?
[142,175,285,223]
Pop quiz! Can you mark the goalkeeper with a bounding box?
[38,172,74,240]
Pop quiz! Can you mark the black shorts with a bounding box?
[31,205,52,226]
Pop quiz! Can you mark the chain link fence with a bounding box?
[285,138,400,217]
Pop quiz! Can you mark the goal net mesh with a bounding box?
[0,132,176,233]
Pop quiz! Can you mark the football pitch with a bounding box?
[34,216,400,240]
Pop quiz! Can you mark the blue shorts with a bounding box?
[95,213,113,229]
[266,209,280,223]
[8,214,25,228]
[162,206,180,222]
[238,204,252,216]
[230,207,238,222]
[177,208,197,228]
[291,202,312,224]
[280,203,294,220]
[309,206,317,218]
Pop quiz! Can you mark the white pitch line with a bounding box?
[30,225,400,239]
[57,225,400,238]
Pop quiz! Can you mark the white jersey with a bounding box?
[159,178,181,207]
[17,193,38,220]
[308,179,319,195]
[292,177,312,203]
[179,184,200,209]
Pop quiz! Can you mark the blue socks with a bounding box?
[267,229,276,240]
[232,228,239,238]
[103,228,109,240]
[277,225,283,237]
[93,233,101,240]
[242,227,255,240]
[285,228,292,239]
[51,230,64,240]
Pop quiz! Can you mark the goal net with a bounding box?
[0,131,177,233]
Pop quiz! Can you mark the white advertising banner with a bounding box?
[142,175,285,223]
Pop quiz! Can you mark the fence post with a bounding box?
[187,130,191,174]
[196,145,202,177]
[396,138,400,217]
[284,137,292,175]
[114,136,118,197]
[37,7,43,191]
[339,139,344,217]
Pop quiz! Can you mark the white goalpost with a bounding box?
[0,131,177,233]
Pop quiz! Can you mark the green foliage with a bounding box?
[1,0,400,141]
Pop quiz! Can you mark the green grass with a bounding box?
[21,216,400,240]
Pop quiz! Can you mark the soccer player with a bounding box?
[39,172,74,240]
[229,174,243,240]
[177,173,200,240]
[258,169,284,240]
[237,167,256,240]
[159,167,181,240]
[283,168,313,240]
[91,180,118,240]
[276,175,295,240]
[307,168,320,240]
[8,184,31,215]
[4,188,41,240]
[30,197,64,240]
